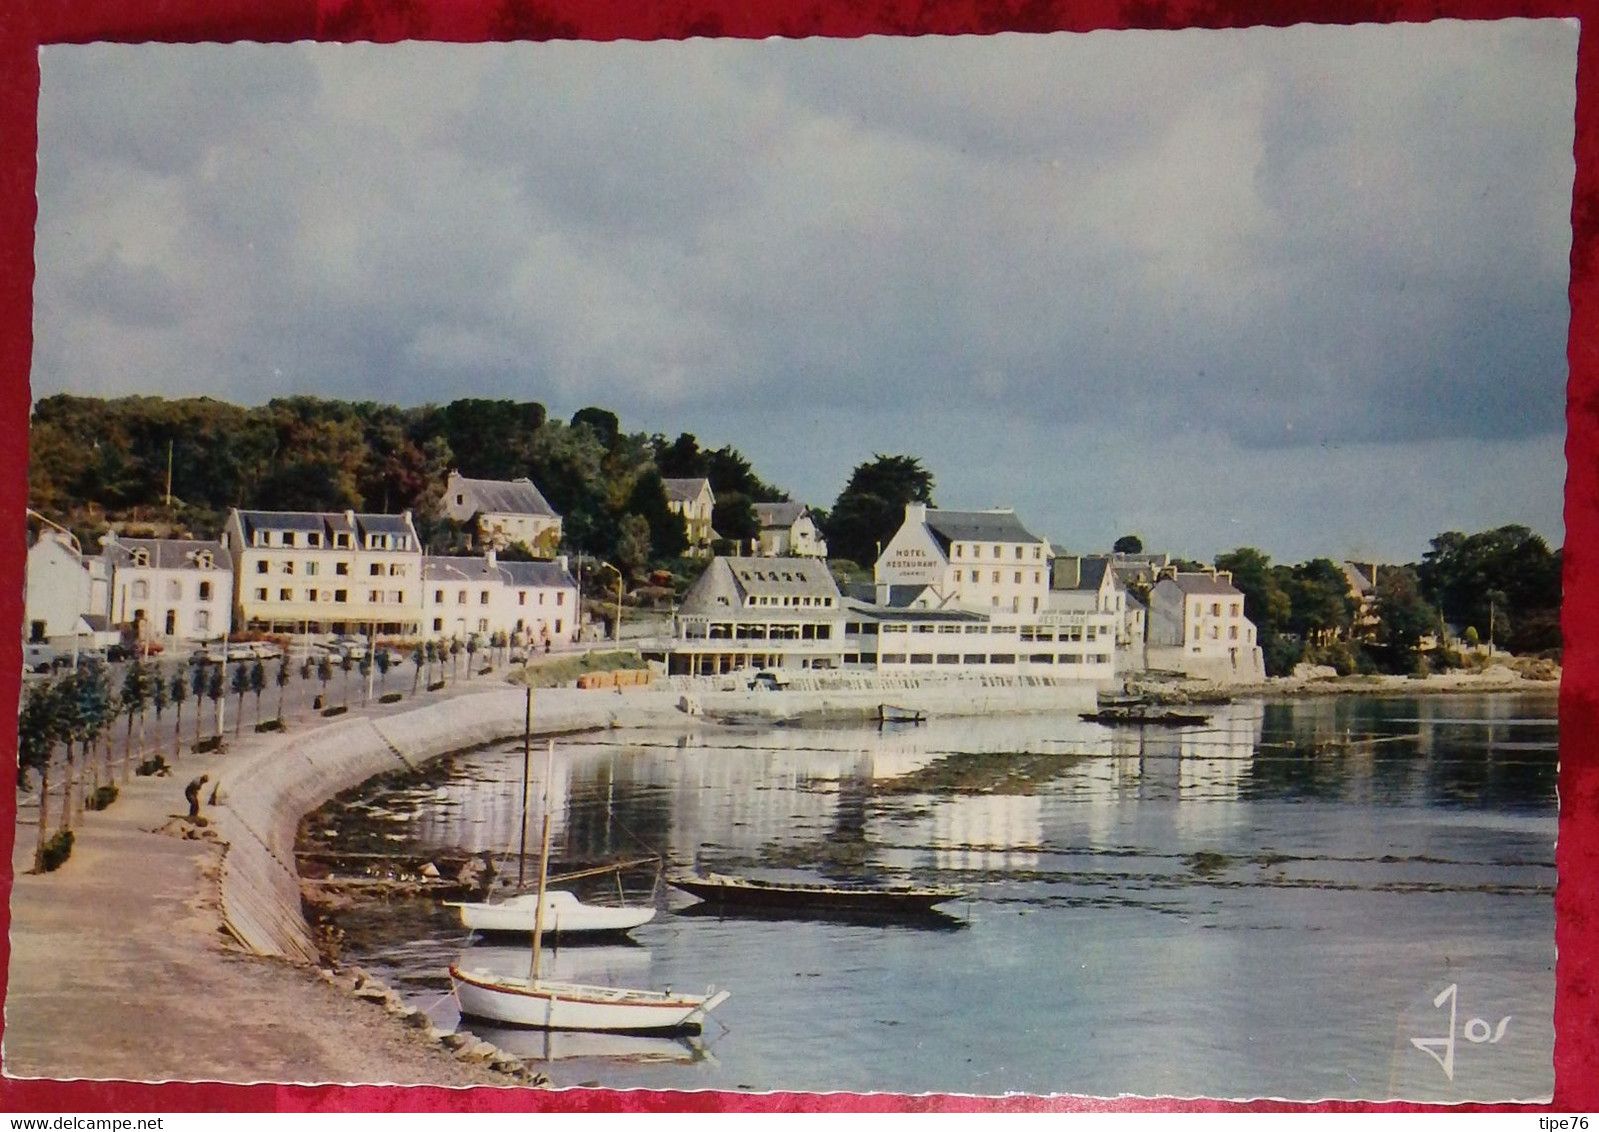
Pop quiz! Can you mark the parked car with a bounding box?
[23,643,57,674]
[330,636,367,660]
[748,668,790,690]
[106,643,136,663]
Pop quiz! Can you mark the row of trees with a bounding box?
[1209,525,1561,676]
[16,629,536,874]
[27,395,792,582]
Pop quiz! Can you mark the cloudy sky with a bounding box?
[33,21,1575,565]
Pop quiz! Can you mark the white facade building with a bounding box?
[102,534,234,646]
[442,471,563,556]
[1146,571,1266,683]
[754,502,828,558]
[421,552,579,647]
[875,503,1052,617]
[666,556,846,674]
[221,509,423,636]
[23,528,109,644]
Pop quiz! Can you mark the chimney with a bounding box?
[485,545,497,569]
[905,502,927,525]
[557,554,569,573]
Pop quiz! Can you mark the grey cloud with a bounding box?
[30,26,1573,561]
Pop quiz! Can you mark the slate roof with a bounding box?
[449,473,558,518]
[755,502,807,529]
[841,596,984,624]
[662,478,712,504]
[499,560,577,589]
[357,514,418,536]
[1052,555,1116,592]
[422,555,576,589]
[235,510,329,535]
[678,556,840,617]
[234,509,416,544]
[106,538,233,572]
[842,582,950,609]
[923,509,1044,550]
[1160,572,1244,597]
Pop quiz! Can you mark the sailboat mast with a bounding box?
[529,738,555,984]
[518,685,531,888]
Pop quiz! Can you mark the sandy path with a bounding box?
[4,690,513,1089]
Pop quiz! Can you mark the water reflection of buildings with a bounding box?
[1071,704,1266,843]
[931,794,1043,871]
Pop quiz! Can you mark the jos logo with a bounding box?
[1410,983,1512,1081]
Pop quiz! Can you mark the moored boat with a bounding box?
[445,889,656,936]
[450,731,730,1034]
[1080,707,1211,727]
[877,704,927,725]
[451,965,729,1033]
[670,872,961,914]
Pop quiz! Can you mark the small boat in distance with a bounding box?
[877,704,927,725]
[1080,707,1211,727]
[445,889,656,936]
[670,872,962,915]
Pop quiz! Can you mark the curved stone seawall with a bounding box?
[211,678,1097,963]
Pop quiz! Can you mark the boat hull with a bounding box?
[447,891,657,936]
[1079,710,1210,727]
[451,967,728,1033]
[670,873,960,914]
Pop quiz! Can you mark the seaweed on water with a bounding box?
[874,749,1087,797]
[1185,851,1233,877]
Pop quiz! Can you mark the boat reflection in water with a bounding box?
[468,1023,715,1067]
[456,943,652,984]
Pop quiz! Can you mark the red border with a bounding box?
[1,0,1593,1115]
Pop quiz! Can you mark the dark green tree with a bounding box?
[1215,548,1295,676]
[712,492,760,550]
[625,470,689,560]
[825,454,936,567]
[19,681,61,871]
[1113,534,1143,555]
[250,660,267,727]
[231,663,250,737]
[206,667,224,740]
[1375,567,1443,673]
[1282,559,1358,646]
[275,656,292,723]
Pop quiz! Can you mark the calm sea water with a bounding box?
[302,692,1557,1101]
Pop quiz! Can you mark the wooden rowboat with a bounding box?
[670,872,961,914]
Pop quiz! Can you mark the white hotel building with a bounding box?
[221,509,424,636]
[864,504,1118,683]
[659,504,1117,684]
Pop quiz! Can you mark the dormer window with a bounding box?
[194,551,213,570]
[131,549,150,568]
[283,532,296,547]
[308,532,321,547]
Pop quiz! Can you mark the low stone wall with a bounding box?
[210,676,1101,962]
[211,687,660,963]
[682,679,1097,721]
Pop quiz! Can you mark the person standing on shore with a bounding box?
[185,774,209,821]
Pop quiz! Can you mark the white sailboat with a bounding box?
[445,695,657,937]
[446,888,656,936]
[450,731,729,1034]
